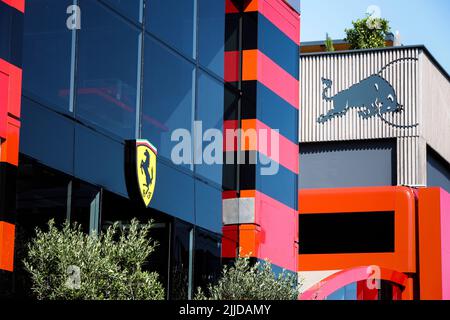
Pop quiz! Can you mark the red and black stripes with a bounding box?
[222,0,300,272]
[0,0,24,272]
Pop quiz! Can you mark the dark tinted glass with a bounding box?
[198,0,225,77]
[299,212,395,254]
[150,162,195,224]
[0,1,23,67]
[74,124,127,197]
[194,229,221,292]
[70,180,100,234]
[15,157,70,297]
[142,37,194,163]
[100,191,171,296]
[20,97,75,176]
[76,0,140,139]
[195,180,222,234]
[22,0,72,112]
[196,71,224,186]
[170,220,192,300]
[146,0,195,58]
[102,0,143,22]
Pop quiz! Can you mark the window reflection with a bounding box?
[146,0,195,58]
[76,0,140,139]
[14,156,70,298]
[22,0,73,112]
[196,72,224,185]
[142,37,194,164]
[198,0,225,77]
[194,229,221,292]
[170,220,192,300]
[102,0,143,22]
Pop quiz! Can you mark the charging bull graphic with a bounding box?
[126,139,157,208]
[317,57,419,129]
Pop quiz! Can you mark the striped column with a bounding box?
[222,0,300,273]
[0,0,24,274]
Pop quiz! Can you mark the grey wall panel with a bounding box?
[397,136,427,187]
[299,139,396,189]
[421,53,450,165]
[427,147,450,193]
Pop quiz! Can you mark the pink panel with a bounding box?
[255,120,299,174]
[440,189,450,300]
[258,0,300,44]
[257,51,299,109]
[255,191,298,271]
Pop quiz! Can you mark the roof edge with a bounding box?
[300,45,450,83]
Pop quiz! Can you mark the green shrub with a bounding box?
[195,257,300,300]
[345,14,390,50]
[23,219,165,300]
[325,33,335,52]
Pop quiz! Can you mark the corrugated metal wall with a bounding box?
[300,47,431,187]
[421,53,450,165]
[300,47,421,142]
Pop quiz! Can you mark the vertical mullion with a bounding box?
[188,227,195,300]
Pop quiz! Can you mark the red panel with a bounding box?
[1,0,25,13]
[0,118,20,166]
[0,59,22,166]
[0,221,15,271]
[298,187,417,273]
[224,51,240,83]
[0,71,8,140]
[222,225,239,258]
[357,281,379,300]
[225,0,239,14]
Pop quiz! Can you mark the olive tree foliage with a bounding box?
[345,14,391,50]
[23,219,165,300]
[325,33,335,52]
[195,257,301,300]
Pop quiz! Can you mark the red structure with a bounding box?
[0,0,24,272]
[299,186,450,300]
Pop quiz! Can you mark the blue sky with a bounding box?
[300,0,450,74]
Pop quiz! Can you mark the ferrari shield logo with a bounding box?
[135,140,157,207]
[125,139,158,207]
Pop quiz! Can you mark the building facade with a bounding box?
[298,46,450,300]
[0,0,301,299]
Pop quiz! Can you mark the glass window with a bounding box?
[195,180,222,234]
[20,97,75,176]
[102,0,143,22]
[15,156,70,298]
[196,72,224,186]
[142,37,195,164]
[22,0,73,112]
[170,220,192,300]
[76,0,140,139]
[198,0,225,77]
[194,228,221,292]
[100,191,172,297]
[146,0,195,58]
[74,124,128,197]
[70,180,100,234]
[150,162,195,224]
